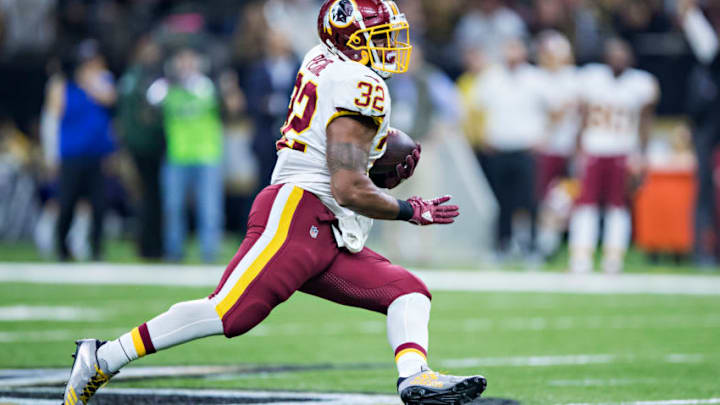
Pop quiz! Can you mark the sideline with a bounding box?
[1,263,720,295]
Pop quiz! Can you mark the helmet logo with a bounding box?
[330,0,354,28]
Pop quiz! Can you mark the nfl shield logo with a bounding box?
[309,225,319,239]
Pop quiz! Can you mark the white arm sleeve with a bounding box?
[683,7,719,64]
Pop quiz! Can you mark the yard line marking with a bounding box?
[0,328,128,343]
[441,354,617,368]
[0,306,103,322]
[2,264,720,295]
[548,378,658,387]
[440,353,707,368]
[566,399,720,405]
[3,313,716,342]
[664,353,705,363]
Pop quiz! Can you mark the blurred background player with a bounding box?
[475,37,549,260]
[534,30,581,260]
[569,38,659,274]
[678,0,720,267]
[244,28,300,193]
[147,47,227,264]
[42,39,116,261]
[117,35,165,260]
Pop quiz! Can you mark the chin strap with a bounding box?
[324,39,350,62]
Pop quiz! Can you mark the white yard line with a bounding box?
[566,399,720,405]
[0,305,103,322]
[548,378,658,387]
[440,353,706,368]
[0,328,128,343]
[1,263,720,295]
[2,313,717,343]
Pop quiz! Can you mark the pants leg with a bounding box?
[209,184,338,338]
[513,151,537,251]
[536,153,567,200]
[86,158,106,260]
[132,152,164,258]
[299,247,432,377]
[300,247,431,314]
[163,163,189,261]
[486,153,513,250]
[605,156,628,208]
[56,159,83,260]
[195,163,224,263]
[576,155,603,207]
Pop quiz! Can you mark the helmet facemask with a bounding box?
[319,0,413,79]
[348,19,412,78]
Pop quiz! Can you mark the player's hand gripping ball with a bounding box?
[369,128,420,189]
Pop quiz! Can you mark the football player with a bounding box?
[569,38,659,273]
[61,1,487,404]
[535,30,581,259]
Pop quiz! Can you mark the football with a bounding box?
[369,128,417,182]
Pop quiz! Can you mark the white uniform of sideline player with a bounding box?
[569,39,659,274]
[535,30,581,258]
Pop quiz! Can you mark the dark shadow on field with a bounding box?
[0,390,524,404]
[0,389,309,403]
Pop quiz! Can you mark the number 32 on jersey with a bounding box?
[278,73,386,153]
[354,81,385,114]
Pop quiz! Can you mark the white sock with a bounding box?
[537,225,561,258]
[602,207,630,273]
[387,293,431,378]
[97,298,223,373]
[569,205,598,273]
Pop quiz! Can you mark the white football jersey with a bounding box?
[475,63,550,150]
[578,64,658,156]
[271,45,391,253]
[540,66,581,156]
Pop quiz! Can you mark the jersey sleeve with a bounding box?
[632,70,660,106]
[324,65,388,128]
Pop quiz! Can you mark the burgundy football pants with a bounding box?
[576,155,628,207]
[209,184,431,338]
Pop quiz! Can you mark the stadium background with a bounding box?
[0,1,719,404]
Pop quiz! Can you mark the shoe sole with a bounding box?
[400,376,487,405]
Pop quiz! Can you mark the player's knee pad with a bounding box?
[221,299,273,338]
[379,269,431,314]
[396,271,432,301]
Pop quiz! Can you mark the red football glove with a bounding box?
[407,195,459,225]
[382,144,421,189]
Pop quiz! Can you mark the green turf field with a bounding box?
[1,281,719,404]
